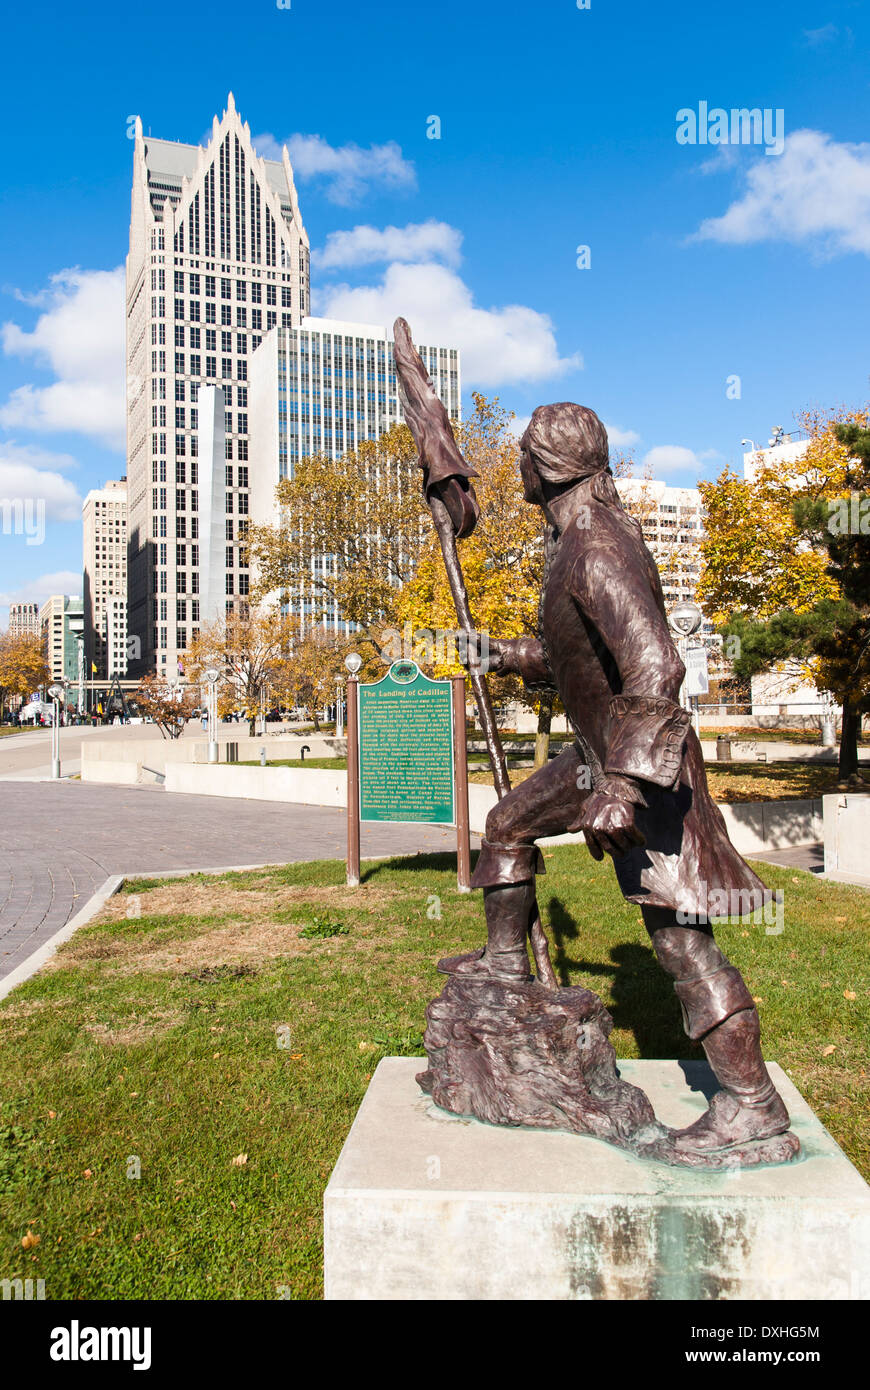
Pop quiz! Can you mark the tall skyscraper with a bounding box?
[125,94,310,675]
[83,479,128,679]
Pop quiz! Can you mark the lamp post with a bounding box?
[344,653,362,886]
[668,600,704,732]
[204,668,220,763]
[48,682,65,779]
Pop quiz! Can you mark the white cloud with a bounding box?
[0,570,82,627]
[0,441,78,472]
[253,132,416,205]
[314,220,462,271]
[0,267,126,449]
[694,129,870,257]
[0,460,81,524]
[315,261,580,387]
[642,445,701,475]
[802,24,848,46]
[604,423,641,448]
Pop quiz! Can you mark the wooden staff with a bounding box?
[393,318,557,990]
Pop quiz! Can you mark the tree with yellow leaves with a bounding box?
[698,408,868,780]
[185,607,297,737]
[247,424,427,648]
[0,633,49,721]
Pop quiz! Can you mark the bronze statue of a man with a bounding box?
[440,402,791,1157]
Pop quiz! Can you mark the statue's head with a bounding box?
[519,403,610,505]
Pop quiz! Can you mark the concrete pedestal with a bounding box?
[324,1057,870,1301]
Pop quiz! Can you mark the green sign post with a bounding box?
[358,661,454,824]
[346,662,471,891]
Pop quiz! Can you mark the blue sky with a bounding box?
[1,0,868,621]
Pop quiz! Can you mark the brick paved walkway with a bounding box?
[0,782,478,985]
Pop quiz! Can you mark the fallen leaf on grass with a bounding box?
[231,1153,248,1167]
[844,990,857,1001]
[21,1231,40,1250]
[48,1110,56,1119]
[834,917,847,924]
[822,1045,836,1056]
[83,1169,93,1179]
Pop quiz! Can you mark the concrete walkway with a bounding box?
[0,781,478,987]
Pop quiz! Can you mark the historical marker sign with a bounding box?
[358,661,455,824]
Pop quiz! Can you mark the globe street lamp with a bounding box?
[47,682,65,779]
[668,601,705,731]
[203,667,220,763]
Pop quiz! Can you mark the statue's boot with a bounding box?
[437,841,538,982]
[671,961,790,1153]
[645,920,791,1153]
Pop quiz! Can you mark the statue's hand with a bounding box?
[456,632,509,676]
[572,791,646,861]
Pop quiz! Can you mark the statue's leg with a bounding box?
[438,746,586,981]
[642,906,791,1151]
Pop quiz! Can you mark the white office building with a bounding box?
[248,318,460,629]
[83,479,128,678]
[125,94,310,674]
[8,603,40,639]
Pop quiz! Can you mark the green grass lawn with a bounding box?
[1,847,866,1301]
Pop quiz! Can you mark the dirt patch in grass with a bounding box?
[81,1008,185,1046]
[99,881,405,923]
[48,879,405,980]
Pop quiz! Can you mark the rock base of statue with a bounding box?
[416,975,800,1170]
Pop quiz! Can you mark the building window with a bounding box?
[238,466,248,488]
[226,574,234,595]
[226,492,233,514]
[226,465,233,486]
